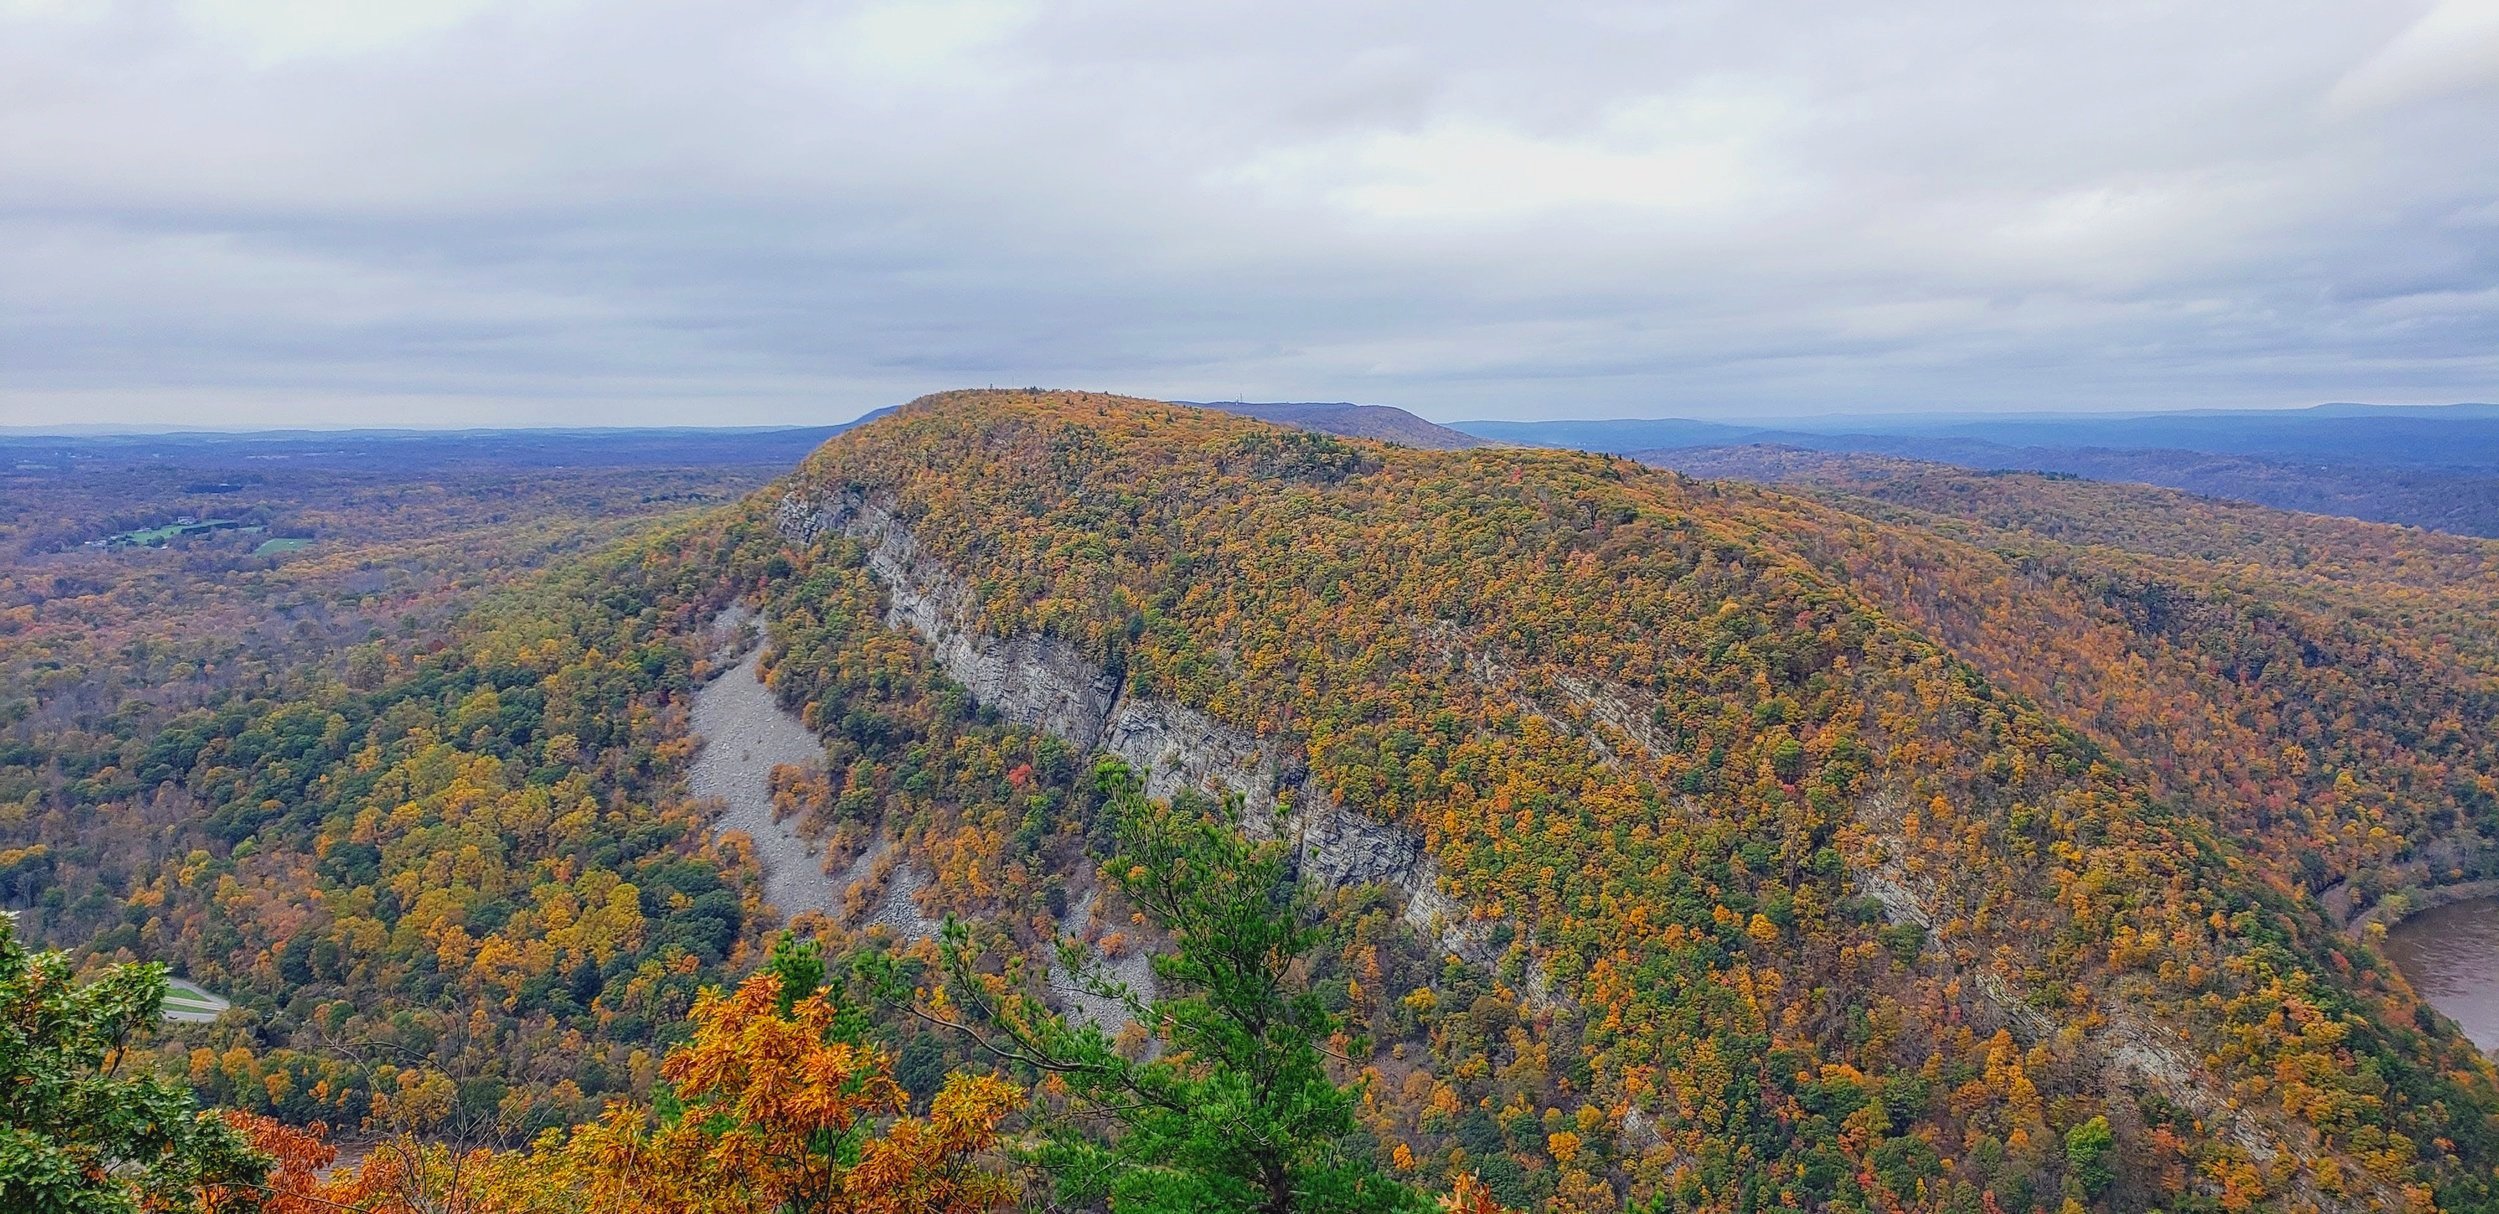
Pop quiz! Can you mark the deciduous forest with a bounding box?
[4,392,2495,1213]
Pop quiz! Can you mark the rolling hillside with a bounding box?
[1635,452,2499,913]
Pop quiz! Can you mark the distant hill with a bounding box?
[1190,400,1490,449]
[1452,403,2499,535]
[1451,415,1776,451]
[1642,442,2499,537]
[1837,404,2499,468]
[1457,401,2499,468]
[0,425,861,472]
[2305,401,2499,419]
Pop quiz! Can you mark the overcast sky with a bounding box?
[2,1,2495,427]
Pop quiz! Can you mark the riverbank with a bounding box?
[2346,879,2499,936]
[2380,893,2499,1055]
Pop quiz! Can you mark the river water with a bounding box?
[2383,896,2499,1052]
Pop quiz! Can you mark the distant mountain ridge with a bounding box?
[1643,442,2499,537]
[1454,401,2499,465]
[1452,402,2499,536]
[1188,400,1490,449]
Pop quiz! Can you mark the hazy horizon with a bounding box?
[7,395,2498,438]
[4,2,2495,427]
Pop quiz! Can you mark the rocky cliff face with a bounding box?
[776,488,1493,966]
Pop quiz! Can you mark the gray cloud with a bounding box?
[1,0,2494,426]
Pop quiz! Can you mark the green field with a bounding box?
[254,537,313,554]
[104,518,240,547]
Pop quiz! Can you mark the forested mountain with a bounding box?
[6,391,2497,1213]
[759,391,2499,1211]
[1630,452,2499,916]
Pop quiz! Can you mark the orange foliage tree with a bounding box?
[557,972,1021,1214]
[1438,1172,1515,1214]
[206,1112,337,1214]
[313,972,1020,1214]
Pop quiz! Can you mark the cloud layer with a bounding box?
[2,0,2494,425]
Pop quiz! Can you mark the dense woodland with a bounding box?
[0,443,786,1135]
[1632,452,2499,911]
[4,394,2498,1212]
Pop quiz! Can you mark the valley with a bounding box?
[15,6,2493,1210]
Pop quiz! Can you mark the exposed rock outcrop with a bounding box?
[689,639,843,921]
[1048,888,1162,1033]
[776,489,1496,967]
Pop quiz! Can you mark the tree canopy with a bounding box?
[0,920,264,1214]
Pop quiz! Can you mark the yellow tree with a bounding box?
[560,972,1019,1214]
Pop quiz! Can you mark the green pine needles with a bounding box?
[927,759,1427,1213]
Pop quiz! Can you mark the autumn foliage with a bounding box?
[11,389,2499,1213]
[557,972,1019,1214]
[765,390,2499,1211]
[292,972,1018,1214]
[1440,1172,1515,1214]
[208,1112,336,1214]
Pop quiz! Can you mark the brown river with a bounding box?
[2383,896,2499,1052]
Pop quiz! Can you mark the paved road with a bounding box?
[162,976,231,1023]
